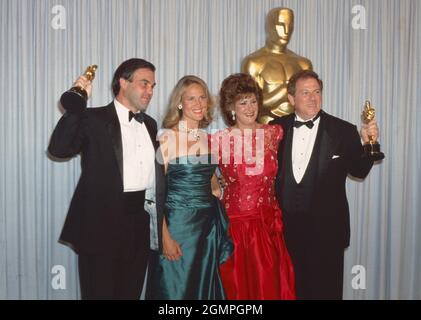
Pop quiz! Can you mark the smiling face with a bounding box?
[233,93,259,128]
[288,77,322,120]
[118,68,156,112]
[180,83,208,127]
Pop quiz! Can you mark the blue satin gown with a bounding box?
[146,154,233,300]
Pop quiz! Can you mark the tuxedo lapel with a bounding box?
[315,112,338,181]
[279,114,295,190]
[143,116,159,150]
[104,103,124,182]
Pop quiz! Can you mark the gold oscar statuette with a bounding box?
[362,100,385,161]
[60,65,98,112]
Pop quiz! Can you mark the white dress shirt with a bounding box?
[291,114,321,183]
[114,99,155,192]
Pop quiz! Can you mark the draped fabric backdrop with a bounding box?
[1,0,420,299]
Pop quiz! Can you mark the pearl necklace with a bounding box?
[179,121,201,141]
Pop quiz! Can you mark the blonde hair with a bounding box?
[162,75,215,129]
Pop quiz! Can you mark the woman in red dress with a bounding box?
[212,73,295,299]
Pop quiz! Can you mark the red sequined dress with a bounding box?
[212,124,295,300]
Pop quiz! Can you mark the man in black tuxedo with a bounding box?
[48,58,165,299]
[271,70,380,299]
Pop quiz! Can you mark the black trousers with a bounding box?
[284,211,345,300]
[78,191,150,300]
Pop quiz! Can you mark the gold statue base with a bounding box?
[363,141,385,161]
[60,87,88,113]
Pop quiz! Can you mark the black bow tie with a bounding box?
[294,112,321,129]
[294,119,315,129]
[129,111,145,124]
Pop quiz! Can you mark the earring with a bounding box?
[231,110,236,121]
[178,104,183,110]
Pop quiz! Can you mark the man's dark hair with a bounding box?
[111,58,155,96]
[287,70,323,96]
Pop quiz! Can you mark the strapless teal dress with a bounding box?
[147,154,233,300]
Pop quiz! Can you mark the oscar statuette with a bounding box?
[362,100,385,161]
[60,65,97,112]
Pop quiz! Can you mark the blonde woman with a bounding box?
[146,75,232,300]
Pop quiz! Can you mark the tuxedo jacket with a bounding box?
[271,111,374,249]
[48,101,165,258]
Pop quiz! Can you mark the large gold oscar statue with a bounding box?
[242,8,313,123]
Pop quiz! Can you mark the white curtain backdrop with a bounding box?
[1,0,420,299]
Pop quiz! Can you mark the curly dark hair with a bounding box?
[219,73,263,126]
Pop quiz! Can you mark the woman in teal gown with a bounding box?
[146,76,232,300]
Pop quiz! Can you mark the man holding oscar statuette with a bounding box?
[271,70,383,299]
[48,59,165,299]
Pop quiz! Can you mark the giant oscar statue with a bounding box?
[242,7,313,123]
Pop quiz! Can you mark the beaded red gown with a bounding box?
[212,124,295,300]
